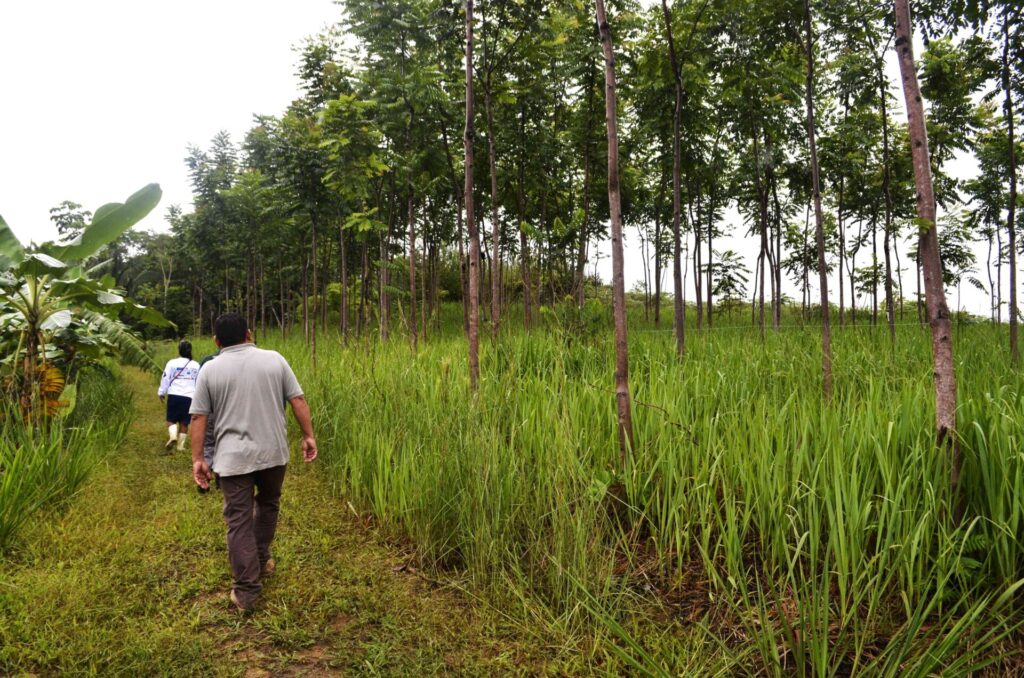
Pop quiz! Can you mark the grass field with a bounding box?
[0,354,623,676]
[2,305,1022,675]
[0,370,130,551]
[261,304,1024,675]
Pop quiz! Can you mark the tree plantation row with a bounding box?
[71,0,1014,485]
[89,0,1016,351]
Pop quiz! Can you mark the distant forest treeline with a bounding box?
[51,1,1022,344]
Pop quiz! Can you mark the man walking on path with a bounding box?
[188,313,318,612]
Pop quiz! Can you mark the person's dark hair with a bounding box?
[178,340,193,361]
[214,313,248,347]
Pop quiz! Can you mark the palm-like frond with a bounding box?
[79,309,159,375]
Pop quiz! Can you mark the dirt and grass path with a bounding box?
[0,368,555,676]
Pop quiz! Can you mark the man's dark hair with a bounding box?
[214,313,247,347]
[178,340,193,360]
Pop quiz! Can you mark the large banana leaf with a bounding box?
[51,184,161,262]
[0,215,25,270]
[79,309,160,374]
[123,301,174,328]
[19,252,68,277]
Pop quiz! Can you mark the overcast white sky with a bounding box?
[0,0,338,243]
[0,1,999,316]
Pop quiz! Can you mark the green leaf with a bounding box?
[40,309,73,331]
[54,184,162,261]
[519,220,541,240]
[97,290,125,305]
[19,252,68,277]
[913,217,935,233]
[80,308,161,373]
[0,214,25,269]
[56,382,77,419]
[123,302,173,328]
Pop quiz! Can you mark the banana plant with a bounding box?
[0,184,169,424]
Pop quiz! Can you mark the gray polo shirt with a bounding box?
[189,343,304,476]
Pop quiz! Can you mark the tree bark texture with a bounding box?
[880,61,897,346]
[465,0,481,390]
[894,0,959,493]
[804,0,833,400]
[1003,13,1019,365]
[596,0,635,462]
[485,63,501,340]
[661,0,685,358]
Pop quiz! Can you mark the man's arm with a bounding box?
[157,366,169,401]
[288,396,317,462]
[190,414,213,488]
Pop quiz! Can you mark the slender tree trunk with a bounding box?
[359,240,369,335]
[894,0,959,494]
[707,190,713,328]
[439,123,470,335]
[880,64,897,345]
[407,191,418,352]
[309,215,318,367]
[576,68,596,307]
[895,236,905,320]
[654,168,666,327]
[662,0,685,357]
[421,235,429,342]
[802,205,810,317]
[485,65,501,340]
[639,225,650,319]
[1003,13,1019,365]
[259,254,266,335]
[997,226,1004,323]
[872,211,879,325]
[770,161,782,329]
[752,254,760,326]
[277,256,284,333]
[465,0,481,390]
[805,0,833,399]
[302,247,310,344]
[517,102,533,329]
[380,190,394,341]
[849,220,860,326]
[399,35,418,350]
[987,232,995,323]
[246,249,253,329]
[754,134,767,341]
[379,234,389,340]
[838,160,846,323]
[458,207,468,334]
[667,95,684,356]
[691,189,703,328]
[596,0,635,461]
[322,234,331,331]
[340,224,349,344]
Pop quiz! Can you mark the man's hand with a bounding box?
[190,414,210,487]
[301,435,318,462]
[193,460,213,489]
[288,396,317,463]
[159,395,166,403]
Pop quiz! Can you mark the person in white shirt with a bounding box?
[158,340,201,452]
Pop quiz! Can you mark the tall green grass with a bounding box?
[0,369,131,551]
[263,307,1024,673]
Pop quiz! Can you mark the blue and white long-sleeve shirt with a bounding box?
[158,357,200,398]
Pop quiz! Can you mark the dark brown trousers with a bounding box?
[220,464,287,609]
